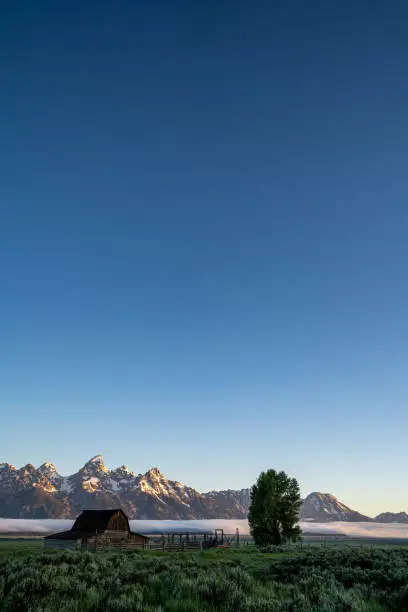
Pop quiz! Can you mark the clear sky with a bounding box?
[1,1,408,516]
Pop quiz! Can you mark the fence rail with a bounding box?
[148,541,202,552]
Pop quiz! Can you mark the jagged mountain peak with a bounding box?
[138,468,167,491]
[87,454,105,465]
[145,467,163,478]
[38,461,58,473]
[81,455,108,473]
[19,464,37,473]
[111,464,134,475]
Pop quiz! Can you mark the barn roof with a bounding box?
[44,530,83,540]
[72,508,128,533]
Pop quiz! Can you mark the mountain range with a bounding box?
[0,455,407,523]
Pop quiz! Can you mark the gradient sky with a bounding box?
[1,1,408,516]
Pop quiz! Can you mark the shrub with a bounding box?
[0,545,407,610]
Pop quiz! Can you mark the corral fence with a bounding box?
[146,529,228,552]
[145,530,258,551]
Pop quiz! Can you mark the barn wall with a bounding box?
[130,534,147,545]
[84,534,146,551]
[44,536,146,551]
[103,529,130,540]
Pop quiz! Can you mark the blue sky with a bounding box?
[1,1,408,515]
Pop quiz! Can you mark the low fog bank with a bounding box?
[2,518,408,539]
[300,521,408,539]
[0,519,73,534]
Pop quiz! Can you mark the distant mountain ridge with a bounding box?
[0,456,246,520]
[374,512,408,524]
[0,456,405,522]
[300,492,371,522]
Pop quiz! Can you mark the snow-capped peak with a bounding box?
[36,462,62,490]
[115,464,135,475]
[19,464,36,473]
[82,455,108,473]
[89,454,105,464]
[146,467,163,478]
[39,461,57,473]
[110,464,136,478]
[106,465,138,491]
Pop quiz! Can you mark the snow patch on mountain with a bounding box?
[59,478,73,493]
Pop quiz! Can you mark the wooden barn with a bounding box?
[44,509,148,551]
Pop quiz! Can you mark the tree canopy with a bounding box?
[248,469,302,546]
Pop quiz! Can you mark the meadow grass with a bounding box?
[1,541,407,610]
[0,539,44,560]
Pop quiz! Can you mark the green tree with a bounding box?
[248,469,302,546]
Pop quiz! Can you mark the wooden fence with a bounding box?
[148,541,202,552]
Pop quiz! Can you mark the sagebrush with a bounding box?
[1,546,407,610]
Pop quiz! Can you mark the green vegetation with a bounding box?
[248,469,302,546]
[1,543,408,610]
[0,539,44,560]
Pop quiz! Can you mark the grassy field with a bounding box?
[1,540,408,610]
[0,539,44,560]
